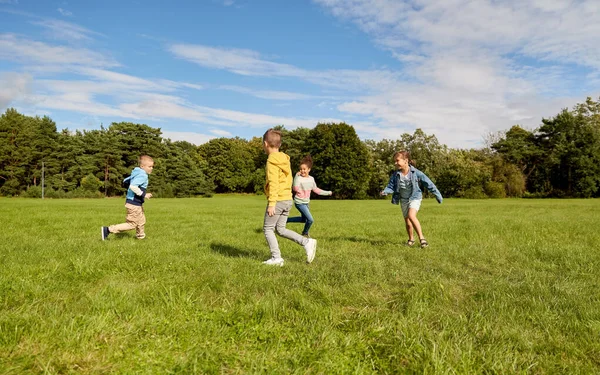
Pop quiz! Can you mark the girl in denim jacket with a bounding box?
[381,151,442,248]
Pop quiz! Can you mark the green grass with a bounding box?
[1,196,600,374]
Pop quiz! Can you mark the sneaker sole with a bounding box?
[101,227,106,240]
[263,260,284,267]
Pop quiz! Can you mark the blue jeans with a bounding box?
[287,203,314,235]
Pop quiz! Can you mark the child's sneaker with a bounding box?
[136,234,146,240]
[304,238,317,264]
[263,257,284,266]
[101,226,110,240]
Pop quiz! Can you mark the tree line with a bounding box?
[1,96,599,199]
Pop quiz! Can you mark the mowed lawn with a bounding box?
[1,196,599,374]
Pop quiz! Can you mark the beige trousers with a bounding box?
[109,203,146,239]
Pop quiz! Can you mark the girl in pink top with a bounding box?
[287,155,332,237]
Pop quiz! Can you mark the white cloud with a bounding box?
[0,29,335,142]
[169,42,401,94]
[210,129,233,137]
[0,33,117,67]
[0,72,32,109]
[162,131,216,145]
[29,75,340,131]
[219,85,318,100]
[31,19,103,41]
[309,0,600,146]
[169,44,305,77]
[57,8,72,17]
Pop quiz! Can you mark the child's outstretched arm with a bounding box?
[312,178,332,196]
[381,173,396,195]
[418,171,443,203]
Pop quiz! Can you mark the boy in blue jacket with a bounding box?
[381,151,442,248]
[102,155,154,240]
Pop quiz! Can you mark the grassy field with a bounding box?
[1,196,599,374]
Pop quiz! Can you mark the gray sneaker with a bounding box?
[304,238,317,263]
[263,257,284,267]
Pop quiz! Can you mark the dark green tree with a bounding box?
[198,137,257,193]
[304,123,370,199]
[153,140,214,197]
[0,108,35,195]
[536,102,600,197]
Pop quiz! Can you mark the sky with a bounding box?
[1,0,599,148]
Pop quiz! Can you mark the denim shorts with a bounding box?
[400,199,421,218]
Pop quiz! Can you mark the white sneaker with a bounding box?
[263,257,284,266]
[304,238,317,264]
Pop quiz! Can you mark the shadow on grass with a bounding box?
[106,233,134,241]
[324,236,397,247]
[210,242,262,259]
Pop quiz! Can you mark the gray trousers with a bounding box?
[264,200,308,259]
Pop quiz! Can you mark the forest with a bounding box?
[1,96,599,199]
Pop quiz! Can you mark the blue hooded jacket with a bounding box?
[383,166,443,204]
[124,167,148,206]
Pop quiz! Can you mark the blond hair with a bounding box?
[139,155,154,166]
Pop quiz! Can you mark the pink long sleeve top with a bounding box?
[292,174,332,204]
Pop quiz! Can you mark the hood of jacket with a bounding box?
[267,152,291,175]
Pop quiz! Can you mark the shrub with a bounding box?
[462,186,488,199]
[484,181,506,198]
[80,174,103,193]
[21,185,43,198]
[45,188,67,199]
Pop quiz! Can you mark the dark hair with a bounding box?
[300,154,313,169]
[263,129,282,148]
[393,150,415,166]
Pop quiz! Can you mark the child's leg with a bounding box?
[264,203,285,259]
[401,200,414,241]
[287,203,306,223]
[296,204,314,235]
[406,209,424,240]
[274,201,309,246]
[109,204,138,234]
[404,217,414,241]
[135,207,146,239]
[406,199,424,240]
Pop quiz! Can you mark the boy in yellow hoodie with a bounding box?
[262,129,317,266]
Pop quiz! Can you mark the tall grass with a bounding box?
[1,196,599,373]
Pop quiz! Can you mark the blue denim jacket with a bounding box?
[383,166,443,204]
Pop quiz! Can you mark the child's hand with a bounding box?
[267,206,275,217]
[380,191,386,196]
[146,193,153,199]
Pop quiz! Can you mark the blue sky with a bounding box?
[1,0,599,148]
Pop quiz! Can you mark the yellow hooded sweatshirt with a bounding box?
[264,151,293,207]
